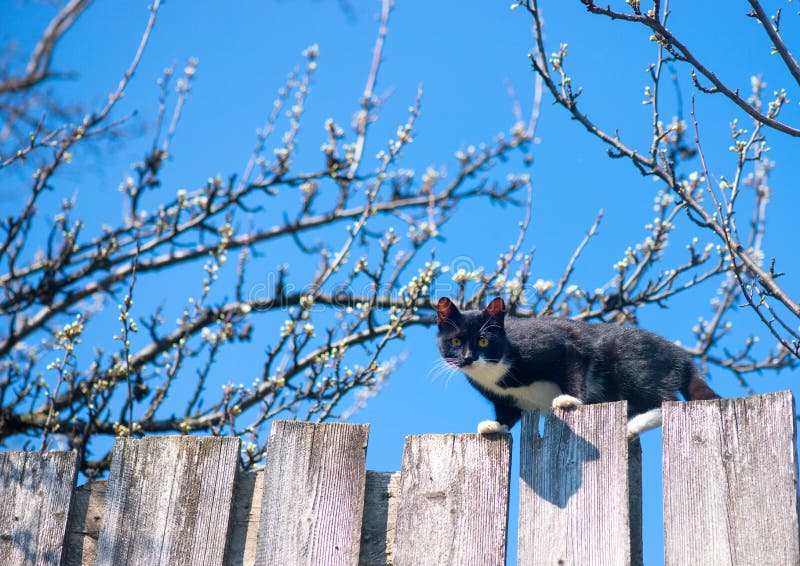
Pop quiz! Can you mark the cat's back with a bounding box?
[504,314,592,334]
[503,316,687,362]
[590,322,691,363]
[503,315,595,350]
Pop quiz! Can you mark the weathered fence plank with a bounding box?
[255,421,370,566]
[627,438,643,566]
[95,436,240,566]
[392,433,512,566]
[0,450,77,566]
[359,471,400,566]
[518,402,642,566]
[224,468,262,566]
[64,479,106,566]
[11,392,800,565]
[663,391,800,565]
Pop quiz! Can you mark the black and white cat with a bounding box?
[436,296,719,437]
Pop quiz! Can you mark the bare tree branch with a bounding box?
[0,0,92,95]
[519,0,800,359]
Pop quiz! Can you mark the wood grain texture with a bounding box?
[63,479,107,566]
[627,438,643,566]
[358,471,400,566]
[392,433,512,566]
[0,450,77,566]
[663,391,800,565]
[95,436,240,566]
[255,421,370,566]
[518,402,640,566]
[224,468,262,566]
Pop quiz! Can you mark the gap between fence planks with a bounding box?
[66,472,265,566]
[60,427,508,566]
[663,390,800,565]
[64,478,106,565]
[518,401,643,566]
[7,393,800,566]
[359,471,400,566]
[0,450,77,566]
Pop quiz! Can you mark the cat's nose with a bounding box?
[460,351,476,367]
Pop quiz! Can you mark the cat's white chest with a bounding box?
[461,358,562,411]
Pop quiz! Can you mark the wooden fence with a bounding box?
[0,391,798,565]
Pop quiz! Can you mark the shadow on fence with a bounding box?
[520,410,601,509]
[0,391,797,565]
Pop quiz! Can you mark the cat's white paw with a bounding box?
[552,394,584,410]
[477,420,509,435]
[626,408,662,438]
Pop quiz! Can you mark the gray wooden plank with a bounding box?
[0,450,78,566]
[358,471,400,566]
[663,391,800,565]
[255,421,370,566]
[627,438,643,566]
[63,479,107,566]
[95,436,240,566]
[224,469,261,566]
[392,433,512,566]
[518,402,640,565]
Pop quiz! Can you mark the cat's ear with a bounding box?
[437,297,461,326]
[483,297,506,322]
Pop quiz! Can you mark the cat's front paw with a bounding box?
[552,394,584,410]
[477,420,509,435]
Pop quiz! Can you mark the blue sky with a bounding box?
[5,1,800,564]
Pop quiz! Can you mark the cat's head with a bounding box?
[436,297,508,369]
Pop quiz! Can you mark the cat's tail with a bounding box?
[681,367,721,401]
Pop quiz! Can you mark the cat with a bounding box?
[436,296,720,437]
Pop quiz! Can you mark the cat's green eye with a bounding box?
[478,337,490,348]
[451,337,462,347]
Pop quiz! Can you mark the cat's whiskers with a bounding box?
[440,318,460,333]
[435,296,720,436]
[478,317,501,335]
[428,358,458,386]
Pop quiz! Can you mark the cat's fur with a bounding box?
[436,296,719,437]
